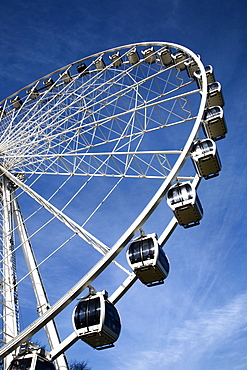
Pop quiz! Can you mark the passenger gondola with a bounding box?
[73,289,121,350]
[127,47,140,65]
[27,87,39,100]
[158,46,173,66]
[185,58,200,79]
[76,63,89,75]
[109,52,123,68]
[43,78,54,90]
[166,182,203,228]
[141,46,156,64]
[191,139,221,179]
[194,65,215,87]
[207,82,224,108]
[171,51,187,71]
[60,70,72,84]
[94,56,106,70]
[11,96,22,109]
[203,106,227,141]
[7,342,55,370]
[126,233,170,287]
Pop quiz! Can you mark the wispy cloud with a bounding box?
[114,291,247,370]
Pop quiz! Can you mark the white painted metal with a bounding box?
[1,177,18,369]
[0,42,208,365]
[50,175,201,360]
[11,194,68,370]
[0,168,127,264]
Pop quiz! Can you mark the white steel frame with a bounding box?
[0,42,207,367]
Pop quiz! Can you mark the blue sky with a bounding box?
[0,1,247,369]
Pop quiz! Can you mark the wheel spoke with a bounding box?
[0,42,210,366]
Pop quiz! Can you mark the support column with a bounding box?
[1,176,18,369]
[11,191,69,370]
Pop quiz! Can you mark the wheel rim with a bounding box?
[0,42,207,362]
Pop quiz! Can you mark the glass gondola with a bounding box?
[141,46,156,64]
[185,58,200,79]
[109,52,123,68]
[207,82,224,108]
[73,289,121,350]
[60,70,72,84]
[126,233,170,287]
[93,56,106,71]
[203,106,227,141]
[43,78,54,90]
[166,182,203,228]
[127,47,140,65]
[11,96,22,109]
[7,342,55,370]
[76,62,88,75]
[158,47,173,66]
[194,65,215,88]
[171,51,187,71]
[27,87,39,100]
[190,139,221,179]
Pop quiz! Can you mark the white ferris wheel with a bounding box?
[0,42,226,369]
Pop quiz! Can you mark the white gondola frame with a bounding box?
[166,182,203,228]
[203,105,227,141]
[126,233,170,286]
[191,139,222,179]
[207,82,224,108]
[73,290,121,350]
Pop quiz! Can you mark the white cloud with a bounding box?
[114,291,247,370]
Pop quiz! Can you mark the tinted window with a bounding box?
[8,358,32,370]
[128,241,141,264]
[205,66,211,72]
[168,188,181,204]
[74,300,87,329]
[74,298,100,329]
[36,359,56,370]
[192,143,203,155]
[208,82,219,92]
[104,301,121,336]
[88,298,101,326]
[205,107,221,119]
[158,247,170,274]
[181,184,193,200]
[201,140,213,153]
[128,238,155,263]
[168,184,192,204]
[142,239,155,261]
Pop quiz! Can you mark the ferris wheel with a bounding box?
[0,42,226,369]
